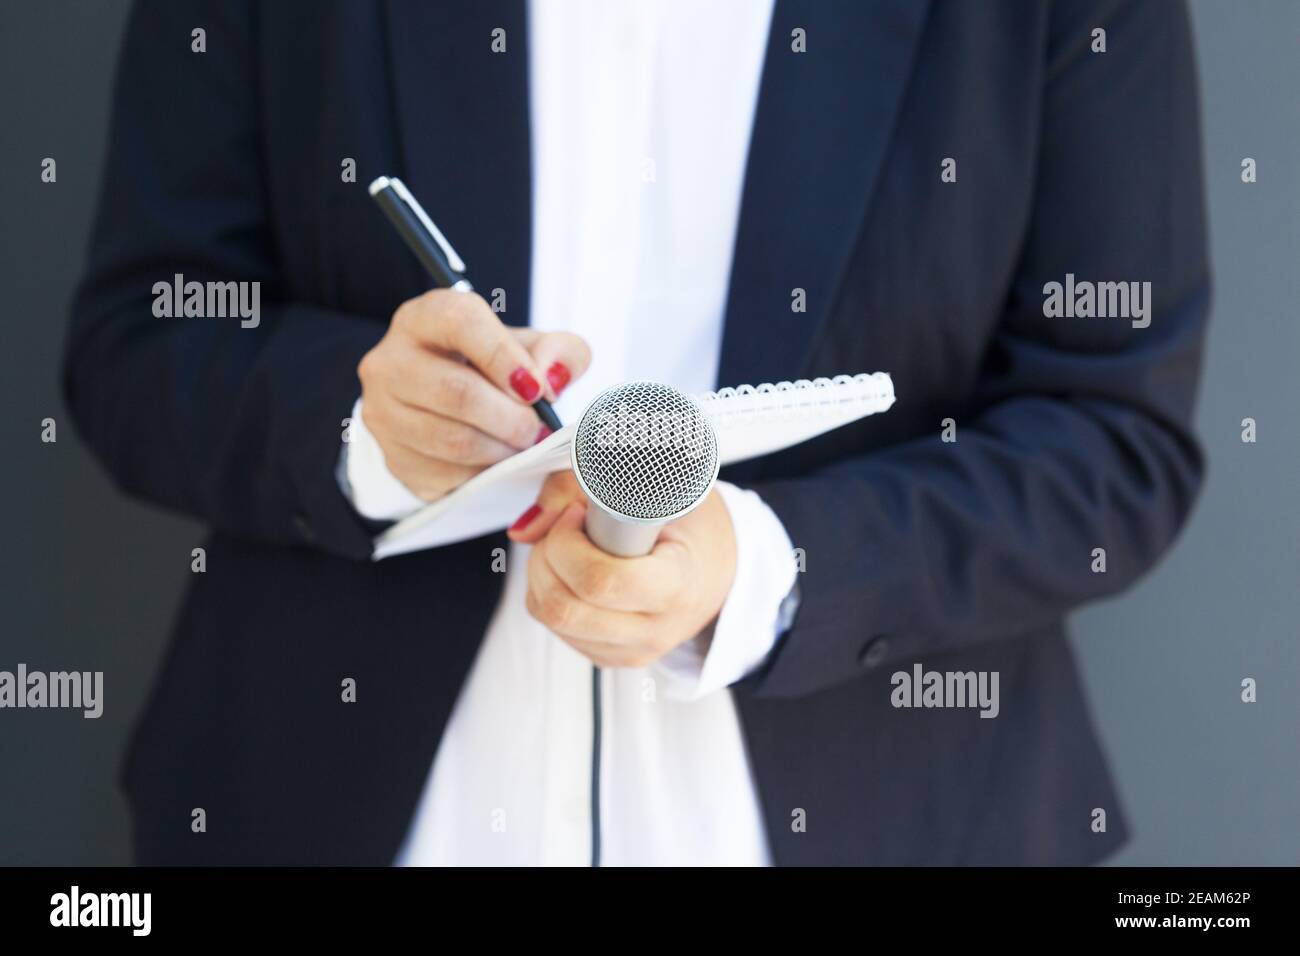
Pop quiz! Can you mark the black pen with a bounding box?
[368,175,562,433]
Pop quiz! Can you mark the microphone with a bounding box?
[570,381,720,557]
[570,381,720,867]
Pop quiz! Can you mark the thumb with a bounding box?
[553,500,588,535]
[507,472,587,544]
[519,331,592,401]
[546,500,590,549]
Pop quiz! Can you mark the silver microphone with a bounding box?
[570,381,721,557]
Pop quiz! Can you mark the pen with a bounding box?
[368,175,563,433]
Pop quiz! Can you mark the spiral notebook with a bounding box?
[372,372,895,559]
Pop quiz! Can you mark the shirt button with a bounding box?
[857,636,889,670]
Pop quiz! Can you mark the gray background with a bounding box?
[1,0,1295,865]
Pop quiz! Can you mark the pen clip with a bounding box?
[381,176,468,275]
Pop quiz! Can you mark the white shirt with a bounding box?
[345,0,789,865]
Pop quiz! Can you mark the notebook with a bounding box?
[372,372,895,559]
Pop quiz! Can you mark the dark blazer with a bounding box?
[66,0,1209,865]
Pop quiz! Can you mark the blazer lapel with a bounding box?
[381,0,929,371]
[717,0,931,389]
[383,0,533,329]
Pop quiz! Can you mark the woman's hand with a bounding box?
[357,289,590,501]
[509,471,738,668]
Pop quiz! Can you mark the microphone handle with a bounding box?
[584,506,663,558]
[580,503,662,868]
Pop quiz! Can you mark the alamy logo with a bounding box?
[0,664,102,718]
[50,886,151,936]
[593,403,710,458]
[152,272,260,328]
[1042,273,1151,328]
[890,663,999,718]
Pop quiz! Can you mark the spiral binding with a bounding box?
[694,372,894,425]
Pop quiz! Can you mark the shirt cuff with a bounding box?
[337,397,427,521]
[654,480,799,701]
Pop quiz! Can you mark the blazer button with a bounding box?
[858,636,889,670]
[293,512,317,544]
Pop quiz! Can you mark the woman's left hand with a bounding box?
[507,471,737,668]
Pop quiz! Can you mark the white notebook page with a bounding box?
[372,372,894,560]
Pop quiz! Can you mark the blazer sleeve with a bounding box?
[743,0,1211,698]
[63,0,383,560]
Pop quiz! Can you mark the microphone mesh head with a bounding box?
[572,381,720,521]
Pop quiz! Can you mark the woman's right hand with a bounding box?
[357,289,591,502]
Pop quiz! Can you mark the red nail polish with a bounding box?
[546,362,571,396]
[534,425,553,445]
[510,503,542,532]
[509,367,541,403]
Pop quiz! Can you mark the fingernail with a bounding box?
[534,425,553,445]
[509,367,541,403]
[510,503,542,532]
[546,362,571,396]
